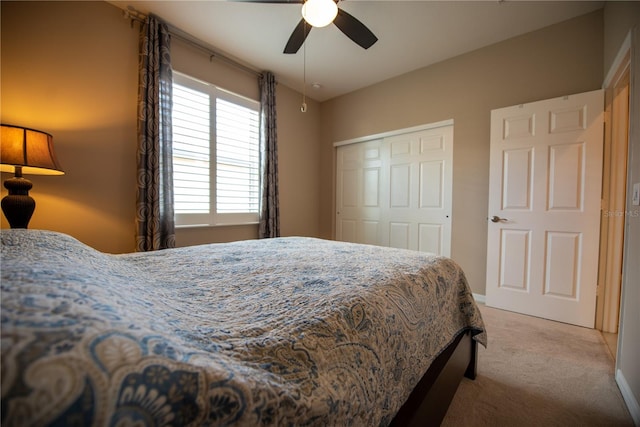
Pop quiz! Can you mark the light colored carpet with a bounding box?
[441,304,634,427]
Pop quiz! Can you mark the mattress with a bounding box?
[1,230,485,426]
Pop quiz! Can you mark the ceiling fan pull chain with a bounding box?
[301,22,308,113]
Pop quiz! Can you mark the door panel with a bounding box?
[548,142,584,210]
[390,164,411,208]
[390,222,411,249]
[420,161,444,208]
[499,229,531,291]
[486,89,603,327]
[544,231,580,298]
[340,219,356,242]
[362,221,379,245]
[502,148,533,210]
[363,168,380,207]
[419,224,443,255]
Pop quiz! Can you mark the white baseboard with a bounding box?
[473,293,486,304]
[617,369,640,426]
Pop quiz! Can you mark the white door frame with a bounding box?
[597,32,631,334]
[333,119,454,148]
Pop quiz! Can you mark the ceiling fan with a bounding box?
[240,0,378,54]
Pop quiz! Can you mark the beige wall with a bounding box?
[277,84,322,238]
[319,10,604,295]
[604,2,640,73]
[1,1,321,252]
[1,1,139,253]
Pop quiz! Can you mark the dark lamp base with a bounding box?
[2,177,35,229]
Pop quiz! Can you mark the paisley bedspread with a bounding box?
[1,229,485,426]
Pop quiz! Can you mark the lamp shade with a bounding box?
[301,0,338,28]
[1,124,64,175]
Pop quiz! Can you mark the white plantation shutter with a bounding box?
[173,82,210,214]
[172,72,260,227]
[216,98,260,215]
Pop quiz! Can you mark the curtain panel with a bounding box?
[135,15,176,251]
[259,72,280,238]
[259,71,280,239]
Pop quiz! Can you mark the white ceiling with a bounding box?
[108,1,604,102]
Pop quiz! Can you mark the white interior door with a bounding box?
[336,124,453,256]
[486,89,604,328]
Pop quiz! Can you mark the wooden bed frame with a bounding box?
[390,330,477,426]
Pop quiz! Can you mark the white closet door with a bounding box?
[383,127,453,255]
[336,139,384,245]
[336,124,453,257]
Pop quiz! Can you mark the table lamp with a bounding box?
[1,124,64,228]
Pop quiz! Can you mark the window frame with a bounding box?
[172,71,261,228]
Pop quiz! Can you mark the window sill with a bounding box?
[175,222,259,229]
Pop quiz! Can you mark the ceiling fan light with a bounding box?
[301,0,338,28]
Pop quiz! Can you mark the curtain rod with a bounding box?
[123,6,262,78]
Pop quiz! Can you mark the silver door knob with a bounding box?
[490,216,508,223]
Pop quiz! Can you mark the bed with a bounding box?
[1,229,486,426]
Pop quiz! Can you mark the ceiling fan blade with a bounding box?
[333,8,378,50]
[284,18,311,54]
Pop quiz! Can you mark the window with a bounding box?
[172,72,260,227]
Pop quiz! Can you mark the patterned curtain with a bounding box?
[258,72,280,238]
[135,15,175,251]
